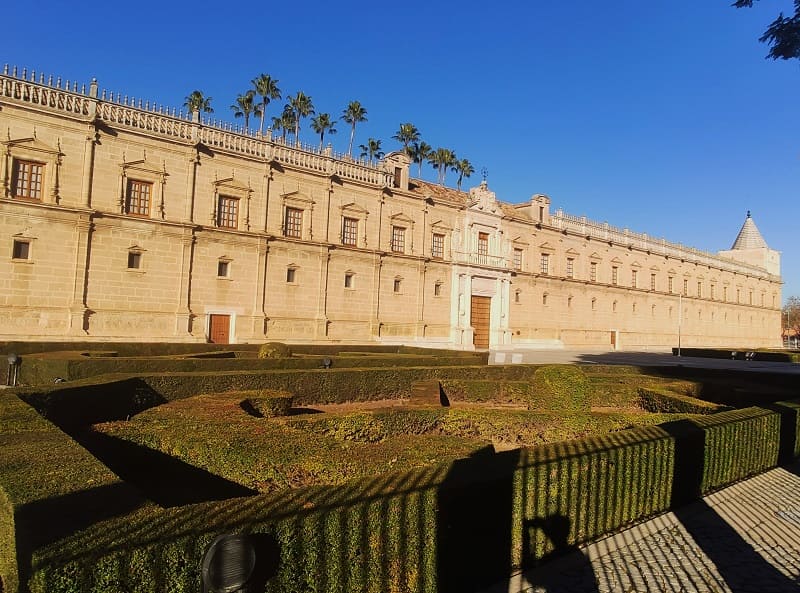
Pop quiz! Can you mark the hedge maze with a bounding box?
[0,342,798,592]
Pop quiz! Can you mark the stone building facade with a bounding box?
[0,66,782,348]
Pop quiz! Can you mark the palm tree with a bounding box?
[358,138,384,164]
[392,123,420,155]
[310,113,338,150]
[230,90,261,133]
[272,106,297,142]
[342,101,368,157]
[287,91,315,143]
[184,90,213,115]
[408,141,432,177]
[252,74,281,135]
[455,158,475,191]
[428,147,457,185]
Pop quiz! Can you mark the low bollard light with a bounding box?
[201,533,256,593]
[6,353,20,387]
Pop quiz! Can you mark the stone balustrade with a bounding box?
[1,64,390,187]
[551,210,776,281]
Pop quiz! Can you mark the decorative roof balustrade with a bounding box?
[0,65,391,187]
[454,251,508,268]
[551,209,777,280]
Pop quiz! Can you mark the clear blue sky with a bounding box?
[5,1,799,302]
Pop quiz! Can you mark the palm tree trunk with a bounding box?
[348,125,355,157]
[259,102,266,135]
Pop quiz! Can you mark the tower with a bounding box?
[718,211,780,276]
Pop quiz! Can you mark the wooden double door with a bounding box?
[471,295,491,349]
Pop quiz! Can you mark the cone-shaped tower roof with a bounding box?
[731,211,768,250]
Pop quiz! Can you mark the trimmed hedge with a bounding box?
[672,347,800,363]
[18,354,491,386]
[245,392,294,418]
[637,386,730,415]
[0,393,147,593]
[14,402,797,593]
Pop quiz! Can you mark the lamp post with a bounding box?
[677,293,682,357]
[6,353,20,387]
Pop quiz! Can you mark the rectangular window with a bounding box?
[590,261,597,282]
[125,180,152,216]
[342,217,358,246]
[284,207,303,238]
[737,289,741,303]
[683,279,688,295]
[12,240,30,260]
[12,160,44,199]
[697,282,702,298]
[650,273,656,291]
[127,252,142,269]
[431,233,445,259]
[566,258,574,278]
[477,232,489,264]
[724,286,728,301]
[393,278,402,293]
[540,253,550,275]
[344,273,354,288]
[611,266,618,285]
[631,269,637,288]
[217,196,239,229]
[434,282,442,297]
[513,248,523,271]
[286,268,296,283]
[217,261,230,278]
[391,226,406,253]
[668,276,674,293]
[711,284,716,300]
[393,167,402,188]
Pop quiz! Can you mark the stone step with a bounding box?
[410,380,442,406]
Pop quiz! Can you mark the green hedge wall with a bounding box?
[671,347,800,363]
[637,386,730,415]
[16,366,548,427]
[15,403,796,593]
[0,393,147,593]
[18,354,489,386]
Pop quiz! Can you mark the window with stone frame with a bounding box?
[125,179,152,217]
[683,279,689,295]
[127,251,142,270]
[631,269,638,288]
[12,239,30,260]
[540,253,550,275]
[477,232,489,263]
[566,257,574,278]
[650,273,656,291]
[217,260,231,278]
[611,266,618,285]
[513,248,523,271]
[431,233,445,259]
[284,207,303,238]
[391,226,406,253]
[668,276,674,293]
[344,272,355,288]
[342,217,358,246]
[435,281,443,297]
[12,159,44,200]
[590,261,597,282]
[216,196,239,229]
